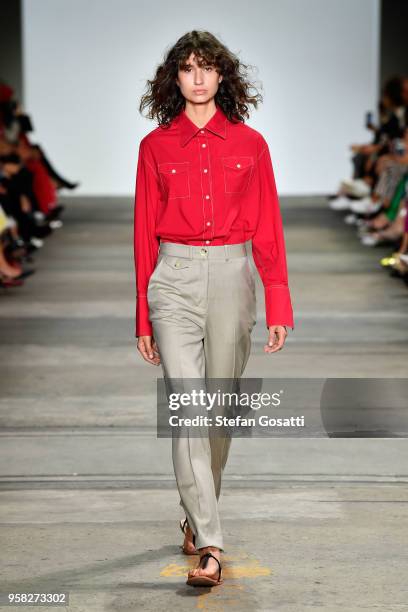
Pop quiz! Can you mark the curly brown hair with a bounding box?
[139,30,263,127]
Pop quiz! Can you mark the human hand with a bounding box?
[264,325,288,354]
[137,335,161,365]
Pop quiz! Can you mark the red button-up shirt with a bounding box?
[133,104,294,337]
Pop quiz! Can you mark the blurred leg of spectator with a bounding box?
[366,175,408,229]
[375,161,408,206]
[352,151,370,179]
[24,158,57,214]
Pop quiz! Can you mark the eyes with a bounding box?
[181,65,215,73]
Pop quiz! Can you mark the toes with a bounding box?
[197,566,215,577]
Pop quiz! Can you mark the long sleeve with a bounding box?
[251,138,295,331]
[133,138,160,337]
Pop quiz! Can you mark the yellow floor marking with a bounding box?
[161,553,271,610]
[161,555,271,579]
[160,562,188,577]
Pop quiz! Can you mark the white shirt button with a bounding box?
[205,195,210,199]
[202,143,206,148]
[203,168,208,173]
[205,240,210,245]
[236,164,241,168]
[206,221,211,226]
[171,169,176,173]
[200,130,205,134]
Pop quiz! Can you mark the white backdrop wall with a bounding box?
[22,0,380,196]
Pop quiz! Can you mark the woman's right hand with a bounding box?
[137,335,161,366]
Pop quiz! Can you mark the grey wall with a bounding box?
[22,0,380,196]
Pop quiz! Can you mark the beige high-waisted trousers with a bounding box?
[147,241,257,551]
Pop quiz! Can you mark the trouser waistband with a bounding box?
[158,241,248,260]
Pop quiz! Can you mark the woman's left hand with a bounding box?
[264,326,287,353]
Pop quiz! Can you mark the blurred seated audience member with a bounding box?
[330,76,408,212]
[349,126,408,219]
[380,185,408,276]
[326,72,408,285]
[0,79,79,289]
[0,81,78,191]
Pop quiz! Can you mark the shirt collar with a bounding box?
[176,105,227,147]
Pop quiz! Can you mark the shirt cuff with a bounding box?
[264,285,295,331]
[135,295,153,337]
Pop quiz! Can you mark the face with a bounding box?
[176,52,223,104]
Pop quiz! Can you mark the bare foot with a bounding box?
[182,524,197,554]
[0,265,22,278]
[188,546,221,579]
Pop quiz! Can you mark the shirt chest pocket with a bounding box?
[158,161,190,199]
[222,156,254,194]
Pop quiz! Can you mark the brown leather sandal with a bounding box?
[179,518,198,555]
[186,551,223,587]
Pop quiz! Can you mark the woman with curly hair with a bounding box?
[134,30,294,587]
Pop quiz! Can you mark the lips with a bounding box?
[194,90,207,94]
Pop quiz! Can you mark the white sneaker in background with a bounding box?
[30,237,44,248]
[49,219,63,229]
[344,213,358,225]
[399,253,408,265]
[350,197,381,215]
[349,197,371,213]
[360,233,380,246]
[329,195,352,210]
